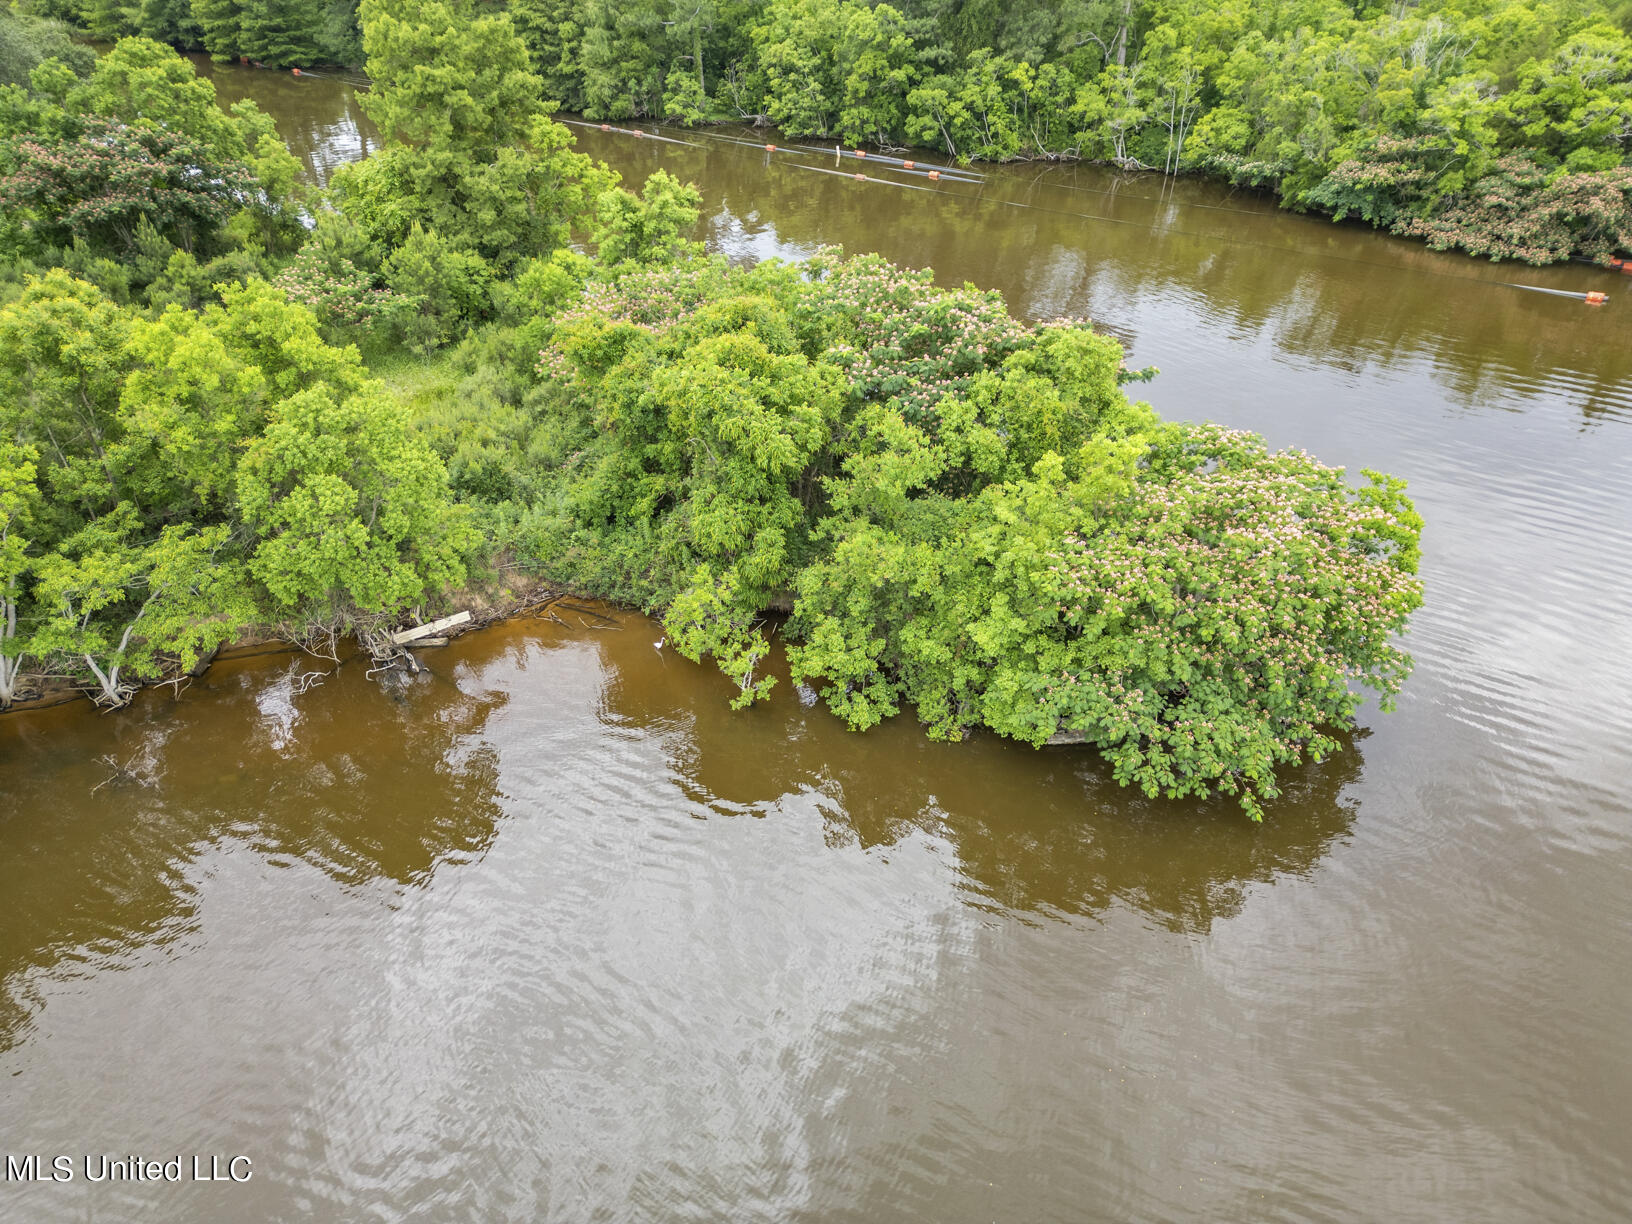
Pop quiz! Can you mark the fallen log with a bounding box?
[1044,729,1089,746]
[556,602,620,624]
[390,611,471,646]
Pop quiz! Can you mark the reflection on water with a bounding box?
[3,58,1632,1224]
[603,628,1361,932]
[0,655,507,1056]
[181,56,1632,423]
[188,56,376,186]
[0,616,1368,1223]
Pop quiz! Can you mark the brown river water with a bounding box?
[2,59,1631,1222]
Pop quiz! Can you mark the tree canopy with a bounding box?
[10,0,1632,259]
[501,0,1632,263]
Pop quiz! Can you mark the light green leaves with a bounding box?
[0,270,132,519]
[665,566,778,709]
[344,0,611,266]
[0,439,38,707]
[237,382,475,614]
[591,170,703,267]
[29,508,255,706]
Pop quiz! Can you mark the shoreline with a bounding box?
[109,40,1632,271]
[0,576,577,720]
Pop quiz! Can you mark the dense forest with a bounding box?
[8,0,1632,260]
[0,0,1426,818]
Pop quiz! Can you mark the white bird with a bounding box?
[653,636,666,654]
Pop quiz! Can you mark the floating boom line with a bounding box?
[557,118,702,148]
[559,116,1621,302]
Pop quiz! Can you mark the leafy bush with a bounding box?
[237,381,476,613]
[1398,158,1632,264]
[789,421,1422,820]
[591,169,702,267]
[0,117,255,258]
[509,251,1423,817]
[275,244,403,340]
[381,223,494,352]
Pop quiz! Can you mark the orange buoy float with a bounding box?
[927,169,940,180]
[854,172,866,181]
[1610,257,1631,275]
[600,123,610,131]
[1585,291,1608,305]
[633,129,644,137]
[902,160,915,170]
[855,149,866,158]
[765,144,776,152]
[291,67,301,75]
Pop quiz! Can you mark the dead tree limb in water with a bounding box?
[91,748,157,793]
[556,603,618,624]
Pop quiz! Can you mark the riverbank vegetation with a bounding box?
[0,1,1424,818]
[8,0,1630,262]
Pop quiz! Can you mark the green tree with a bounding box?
[665,565,779,708]
[111,304,270,522]
[905,76,967,157]
[136,0,205,49]
[83,0,139,41]
[65,37,249,164]
[835,2,920,146]
[240,0,325,67]
[0,439,37,709]
[236,380,475,616]
[789,412,1422,821]
[0,118,256,258]
[272,210,396,340]
[207,278,371,401]
[590,169,703,266]
[755,0,843,136]
[1492,26,1632,170]
[192,0,248,61]
[579,0,666,119]
[1398,157,1632,263]
[1071,61,1149,165]
[341,0,610,264]
[0,271,133,524]
[381,223,495,352]
[662,63,708,124]
[0,9,96,87]
[28,508,255,707]
[509,0,587,108]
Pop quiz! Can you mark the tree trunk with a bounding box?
[0,595,15,708]
[82,653,126,707]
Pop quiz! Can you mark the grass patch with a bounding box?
[366,345,463,416]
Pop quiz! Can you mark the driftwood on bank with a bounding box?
[5,584,575,717]
[389,611,471,645]
[359,610,479,680]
